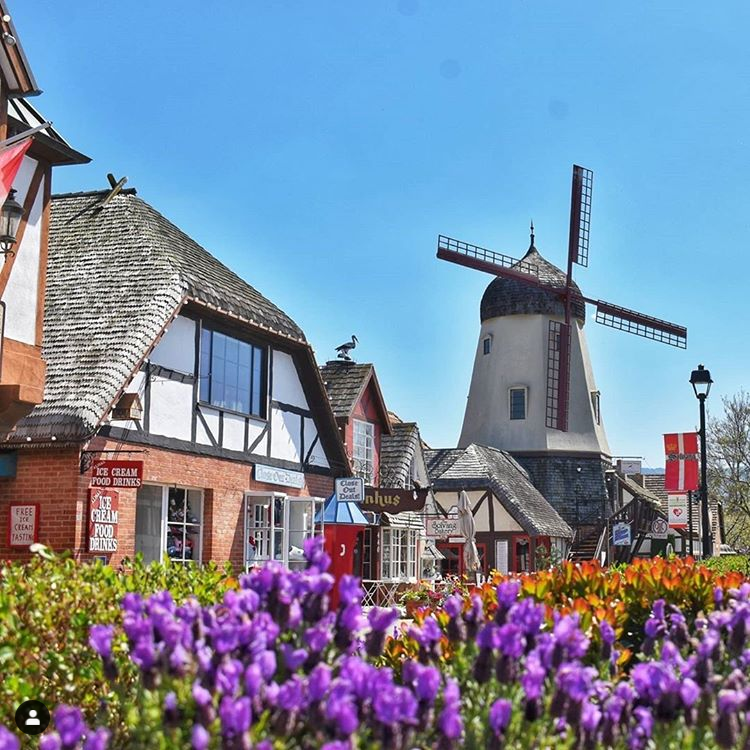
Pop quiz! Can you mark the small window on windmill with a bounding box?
[483,335,492,355]
[590,391,601,425]
[509,387,527,420]
[112,392,143,421]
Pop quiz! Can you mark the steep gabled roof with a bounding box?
[425,443,572,538]
[380,422,420,488]
[319,360,391,433]
[0,5,39,96]
[6,190,323,444]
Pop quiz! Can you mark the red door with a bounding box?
[436,542,464,578]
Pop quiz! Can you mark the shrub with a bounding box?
[0,546,234,727]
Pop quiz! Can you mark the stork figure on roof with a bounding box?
[335,335,358,361]
[436,164,688,536]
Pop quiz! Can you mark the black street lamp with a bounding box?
[0,188,24,257]
[689,364,713,558]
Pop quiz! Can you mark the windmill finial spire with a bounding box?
[530,219,535,248]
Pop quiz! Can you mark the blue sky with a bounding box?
[14,1,750,468]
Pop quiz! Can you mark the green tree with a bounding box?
[707,390,750,551]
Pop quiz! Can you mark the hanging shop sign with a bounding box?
[425,516,463,540]
[361,487,428,514]
[254,463,305,489]
[650,517,669,540]
[88,488,119,553]
[612,522,631,547]
[335,477,364,503]
[667,494,688,529]
[90,460,143,489]
[663,433,699,493]
[8,502,39,547]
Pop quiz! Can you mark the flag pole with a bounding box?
[0,122,52,150]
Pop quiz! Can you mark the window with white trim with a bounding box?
[509,387,527,420]
[352,419,375,484]
[380,528,418,580]
[135,484,203,565]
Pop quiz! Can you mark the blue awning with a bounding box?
[316,492,369,525]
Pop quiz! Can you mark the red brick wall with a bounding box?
[0,439,334,570]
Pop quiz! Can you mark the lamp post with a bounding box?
[690,364,713,558]
[0,188,24,257]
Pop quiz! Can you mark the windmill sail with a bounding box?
[568,165,593,268]
[546,321,571,431]
[437,235,540,285]
[594,300,687,348]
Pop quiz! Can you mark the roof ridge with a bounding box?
[52,188,138,199]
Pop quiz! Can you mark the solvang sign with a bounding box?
[425,516,463,540]
[361,487,428,514]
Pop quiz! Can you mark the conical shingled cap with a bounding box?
[480,243,586,323]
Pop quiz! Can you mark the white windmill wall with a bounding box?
[459,312,610,456]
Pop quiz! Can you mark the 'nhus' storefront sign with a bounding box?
[255,463,305,489]
[361,487,428,514]
[90,460,143,488]
[88,489,119,553]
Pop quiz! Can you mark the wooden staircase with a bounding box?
[568,523,605,562]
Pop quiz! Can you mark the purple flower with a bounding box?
[308,663,332,702]
[520,651,546,700]
[581,700,602,734]
[219,695,252,736]
[0,726,20,750]
[368,606,398,633]
[54,706,87,748]
[438,678,463,740]
[497,580,521,609]
[88,625,114,661]
[303,536,331,571]
[325,692,359,734]
[497,623,525,659]
[443,594,463,618]
[130,639,156,672]
[373,685,418,726]
[277,676,306,712]
[680,678,700,708]
[322,743,351,750]
[257,649,277,680]
[489,699,512,736]
[39,735,61,750]
[216,658,243,695]
[281,644,308,671]
[191,724,210,750]
[412,664,441,704]
[338,576,363,606]
[83,728,110,750]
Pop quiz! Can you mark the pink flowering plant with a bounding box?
[1,542,750,748]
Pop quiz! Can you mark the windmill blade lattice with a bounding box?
[568,165,593,268]
[594,300,687,349]
[437,235,540,283]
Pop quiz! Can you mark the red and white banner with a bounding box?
[0,138,31,204]
[664,432,699,493]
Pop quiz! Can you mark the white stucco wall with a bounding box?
[459,312,610,455]
[270,407,302,462]
[149,377,193,439]
[150,315,196,373]
[433,489,524,534]
[3,157,44,345]
[272,350,309,408]
[303,417,330,468]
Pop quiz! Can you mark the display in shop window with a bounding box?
[165,487,202,563]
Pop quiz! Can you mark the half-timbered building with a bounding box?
[0,188,348,566]
[425,443,572,574]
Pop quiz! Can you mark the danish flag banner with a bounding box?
[664,432,699,493]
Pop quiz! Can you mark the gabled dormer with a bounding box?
[0,5,89,432]
[320,361,392,487]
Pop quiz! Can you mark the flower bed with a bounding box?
[1,546,749,749]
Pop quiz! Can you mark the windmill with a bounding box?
[437,165,687,433]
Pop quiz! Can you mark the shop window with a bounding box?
[515,537,530,572]
[244,494,324,571]
[135,485,203,565]
[509,387,527,420]
[352,419,375,485]
[380,528,418,581]
[200,325,266,417]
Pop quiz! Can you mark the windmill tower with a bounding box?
[438,166,687,527]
